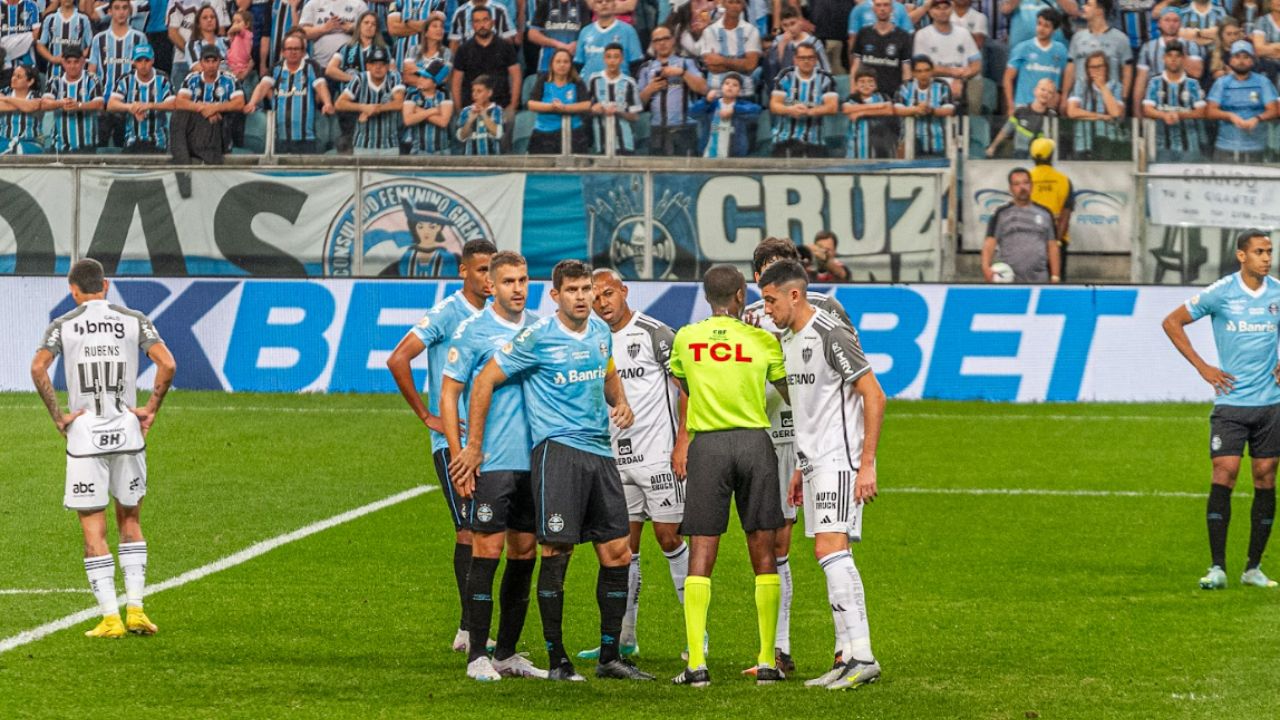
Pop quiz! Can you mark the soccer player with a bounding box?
[440,251,546,682]
[669,264,789,688]
[42,44,103,154]
[386,239,497,653]
[30,258,176,639]
[454,259,653,682]
[107,44,175,153]
[760,259,884,690]
[1162,229,1280,590]
[575,269,690,661]
[741,236,853,675]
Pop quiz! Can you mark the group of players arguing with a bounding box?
[386,237,885,687]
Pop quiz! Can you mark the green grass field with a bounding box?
[1,392,1278,719]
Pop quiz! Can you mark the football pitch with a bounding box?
[2,392,1279,719]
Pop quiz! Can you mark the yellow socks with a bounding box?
[754,574,781,667]
[683,576,711,668]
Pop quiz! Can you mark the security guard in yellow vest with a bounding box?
[1028,138,1075,281]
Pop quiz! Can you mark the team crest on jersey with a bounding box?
[627,342,641,359]
[417,315,431,329]
[885,43,896,55]
[1270,303,1278,315]
[801,346,812,364]
[599,341,608,357]
[585,175,694,279]
[476,504,494,523]
[547,513,566,533]
[324,178,494,277]
[447,347,460,364]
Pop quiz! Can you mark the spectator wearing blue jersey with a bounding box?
[1204,18,1246,93]
[403,14,452,83]
[0,64,42,154]
[1167,0,1227,50]
[769,42,838,157]
[1061,0,1133,110]
[689,71,761,156]
[0,0,41,70]
[88,0,146,148]
[575,0,642,79]
[842,68,896,158]
[262,0,304,76]
[1002,0,1075,50]
[527,47,591,152]
[588,43,640,153]
[1133,9,1203,106]
[38,0,95,78]
[449,0,515,50]
[894,54,955,156]
[1251,0,1280,80]
[766,6,829,85]
[387,0,436,67]
[1142,40,1206,161]
[244,33,336,153]
[141,0,173,74]
[106,44,175,152]
[41,44,103,152]
[1163,230,1280,592]
[401,55,453,153]
[172,43,245,163]
[1116,0,1156,51]
[528,0,590,73]
[697,0,761,96]
[457,73,504,152]
[1207,39,1278,162]
[1066,49,1126,158]
[335,43,405,154]
[327,11,387,150]
[637,26,707,156]
[1003,9,1068,111]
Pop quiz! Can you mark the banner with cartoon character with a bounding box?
[325,172,525,277]
[965,160,1133,253]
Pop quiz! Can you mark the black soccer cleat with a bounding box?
[755,665,786,685]
[776,650,796,675]
[546,660,586,682]
[671,666,711,688]
[596,658,655,681]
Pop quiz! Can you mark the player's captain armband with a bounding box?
[607,357,615,374]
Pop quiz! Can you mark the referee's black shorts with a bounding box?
[533,439,629,545]
[681,428,784,536]
[433,448,471,531]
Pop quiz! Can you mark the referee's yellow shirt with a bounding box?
[669,315,786,433]
[1030,164,1074,244]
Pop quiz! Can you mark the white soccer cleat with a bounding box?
[452,629,469,652]
[1241,567,1279,588]
[1199,566,1227,590]
[466,656,503,682]
[806,656,847,688]
[493,653,549,679]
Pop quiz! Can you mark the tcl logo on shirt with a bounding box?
[689,342,753,362]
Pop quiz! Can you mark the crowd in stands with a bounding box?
[0,0,1276,159]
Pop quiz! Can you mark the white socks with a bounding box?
[621,553,641,645]
[119,541,148,609]
[775,554,793,654]
[84,555,118,618]
[664,542,689,604]
[820,550,873,662]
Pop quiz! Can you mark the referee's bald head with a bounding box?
[703,264,746,310]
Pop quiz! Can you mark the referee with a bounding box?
[669,264,790,688]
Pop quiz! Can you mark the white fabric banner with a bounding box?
[1146,163,1280,230]
[0,168,76,274]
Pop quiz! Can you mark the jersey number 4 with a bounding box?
[77,361,127,416]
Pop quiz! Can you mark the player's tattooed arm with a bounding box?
[30,350,82,437]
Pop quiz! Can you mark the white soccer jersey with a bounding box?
[781,308,871,472]
[745,291,852,446]
[39,299,162,457]
[609,311,679,469]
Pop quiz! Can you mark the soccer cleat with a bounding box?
[1199,565,1228,590]
[826,659,881,690]
[546,660,586,682]
[577,643,639,660]
[596,658,655,681]
[806,656,848,688]
[742,649,794,676]
[84,614,125,639]
[466,656,503,682]
[755,665,785,685]
[671,666,711,688]
[125,607,157,635]
[492,653,549,679]
[451,630,497,653]
[1241,567,1279,588]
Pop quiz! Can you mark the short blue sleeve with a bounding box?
[1187,280,1225,321]
[494,320,543,376]
[442,327,476,382]
[893,3,911,31]
[623,24,642,64]
[410,302,449,345]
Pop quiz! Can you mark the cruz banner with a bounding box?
[2,277,1222,402]
[965,160,1133,253]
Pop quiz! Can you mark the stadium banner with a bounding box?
[1,277,1221,402]
[964,160,1133,253]
[0,167,76,275]
[1145,163,1280,230]
[551,171,946,282]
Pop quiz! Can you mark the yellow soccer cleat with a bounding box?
[85,614,126,639]
[126,607,158,635]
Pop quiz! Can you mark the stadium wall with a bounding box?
[2,277,1220,403]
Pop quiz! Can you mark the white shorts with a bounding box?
[802,464,863,541]
[776,443,798,521]
[65,451,148,511]
[619,462,685,524]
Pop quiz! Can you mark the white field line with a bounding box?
[892,486,1203,499]
[0,485,435,655]
[0,403,1210,423]
[0,589,88,595]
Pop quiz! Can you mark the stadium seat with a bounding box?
[512,110,535,154]
[753,111,772,156]
[833,73,850,101]
[522,76,537,106]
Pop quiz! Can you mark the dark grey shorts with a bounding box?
[471,470,536,534]
[532,440,629,545]
[1210,404,1280,458]
[681,428,784,536]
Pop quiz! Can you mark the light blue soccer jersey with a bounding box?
[494,313,613,457]
[410,290,485,451]
[1186,272,1280,407]
[442,307,537,472]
